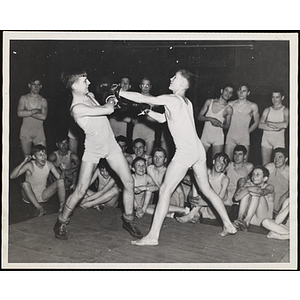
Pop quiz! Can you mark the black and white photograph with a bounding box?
[2,31,298,270]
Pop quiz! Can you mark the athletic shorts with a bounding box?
[261,132,285,149]
[20,126,46,144]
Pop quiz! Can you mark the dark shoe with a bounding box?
[122,217,143,239]
[53,219,68,240]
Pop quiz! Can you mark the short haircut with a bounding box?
[29,77,42,84]
[153,147,167,159]
[132,157,147,168]
[233,145,247,155]
[56,134,69,144]
[116,135,128,144]
[220,82,234,91]
[140,77,151,84]
[273,147,288,159]
[213,152,230,168]
[60,69,87,89]
[133,138,146,147]
[251,165,270,178]
[237,83,250,91]
[178,69,197,88]
[32,144,47,155]
[272,88,285,97]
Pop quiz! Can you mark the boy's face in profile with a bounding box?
[133,160,146,176]
[251,168,267,186]
[133,142,146,157]
[33,150,47,166]
[213,156,227,173]
[100,167,110,179]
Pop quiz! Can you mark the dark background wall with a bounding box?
[9,39,290,167]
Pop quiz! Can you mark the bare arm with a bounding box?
[249,103,260,133]
[17,96,41,118]
[266,107,289,129]
[197,99,223,127]
[31,98,48,121]
[72,101,114,119]
[147,110,167,123]
[219,176,230,200]
[10,157,32,179]
[49,161,63,179]
[120,91,174,106]
[233,177,249,201]
[222,105,233,129]
[84,177,117,202]
[258,108,277,131]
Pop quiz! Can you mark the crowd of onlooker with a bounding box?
[10,75,290,240]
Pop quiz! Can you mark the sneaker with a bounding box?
[53,219,68,240]
[122,217,143,239]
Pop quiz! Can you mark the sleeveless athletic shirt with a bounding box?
[70,95,118,160]
[201,100,227,140]
[226,101,252,145]
[166,95,201,152]
[21,96,44,133]
[54,150,72,169]
[25,161,50,202]
[262,106,285,139]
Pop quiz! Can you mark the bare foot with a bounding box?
[131,235,159,246]
[219,223,238,237]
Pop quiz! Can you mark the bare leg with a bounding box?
[132,161,189,246]
[21,182,45,216]
[261,218,289,235]
[60,161,97,221]
[261,147,272,166]
[80,187,119,208]
[243,195,261,226]
[224,144,235,161]
[68,138,78,154]
[192,161,237,236]
[20,139,32,159]
[145,139,155,156]
[237,194,251,220]
[42,178,66,212]
[106,153,134,220]
[211,144,224,158]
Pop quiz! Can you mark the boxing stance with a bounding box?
[53,69,142,240]
[114,69,237,246]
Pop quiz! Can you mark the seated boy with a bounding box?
[261,198,289,240]
[147,147,186,208]
[176,152,230,223]
[131,157,159,218]
[233,165,274,231]
[48,136,80,192]
[126,138,152,167]
[79,159,120,211]
[10,144,66,216]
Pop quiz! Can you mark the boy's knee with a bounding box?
[21,181,31,191]
[261,218,271,227]
[123,176,134,191]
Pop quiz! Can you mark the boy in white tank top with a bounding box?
[258,89,289,165]
[10,144,66,216]
[198,84,234,156]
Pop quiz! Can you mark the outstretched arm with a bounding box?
[120,90,173,106]
[147,110,166,123]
